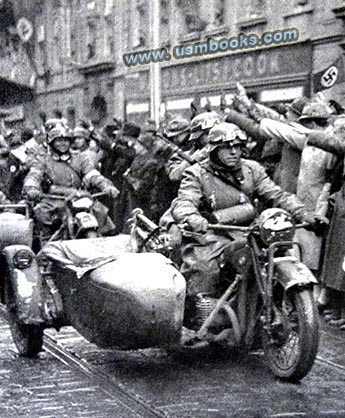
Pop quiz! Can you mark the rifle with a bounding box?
[156,132,196,165]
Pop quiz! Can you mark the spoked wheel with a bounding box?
[5,281,44,357]
[263,288,319,382]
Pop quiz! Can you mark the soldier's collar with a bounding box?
[51,152,71,162]
[209,159,244,183]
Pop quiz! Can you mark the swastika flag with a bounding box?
[313,56,345,92]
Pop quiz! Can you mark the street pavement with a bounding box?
[1,315,345,418]
[0,320,144,418]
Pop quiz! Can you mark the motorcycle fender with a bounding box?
[273,257,318,291]
[2,245,45,325]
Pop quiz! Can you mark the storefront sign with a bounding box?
[162,43,311,94]
[125,43,311,98]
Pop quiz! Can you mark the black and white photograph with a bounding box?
[1,1,345,417]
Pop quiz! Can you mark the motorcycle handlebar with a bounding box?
[41,191,108,200]
[208,222,309,233]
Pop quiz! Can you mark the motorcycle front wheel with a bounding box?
[263,288,319,382]
[7,312,44,357]
[5,281,44,357]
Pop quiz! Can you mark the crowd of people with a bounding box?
[1,83,345,330]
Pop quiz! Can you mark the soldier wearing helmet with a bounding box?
[22,120,119,242]
[71,126,90,152]
[164,116,190,149]
[166,111,221,183]
[168,121,321,328]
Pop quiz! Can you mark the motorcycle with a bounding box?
[0,202,185,358]
[130,208,320,382]
[0,202,319,382]
[38,191,106,242]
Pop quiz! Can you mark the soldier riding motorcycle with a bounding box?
[158,122,325,381]
[22,122,119,245]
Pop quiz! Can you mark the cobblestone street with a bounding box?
[2,313,345,418]
[0,320,144,418]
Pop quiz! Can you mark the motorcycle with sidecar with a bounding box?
[0,200,319,382]
[0,199,186,357]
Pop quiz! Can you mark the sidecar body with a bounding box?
[0,207,44,325]
[42,236,186,349]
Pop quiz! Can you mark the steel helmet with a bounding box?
[164,116,190,138]
[47,123,72,144]
[189,111,221,140]
[73,126,90,139]
[208,122,247,151]
[298,102,332,122]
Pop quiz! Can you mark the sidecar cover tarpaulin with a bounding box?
[41,234,132,278]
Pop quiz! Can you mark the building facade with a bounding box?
[32,0,345,127]
[0,0,37,128]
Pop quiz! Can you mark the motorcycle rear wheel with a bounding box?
[263,288,319,382]
[5,282,44,357]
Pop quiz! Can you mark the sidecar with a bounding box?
[0,201,186,357]
[0,204,45,357]
[41,236,186,350]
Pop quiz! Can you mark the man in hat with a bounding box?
[122,133,158,225]
[23,121,119,242]
[103,122,140,231]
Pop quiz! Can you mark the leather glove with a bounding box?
[167,223,183,248]
[104,186,120,200]
[23,187,42,202]
[299,211,329,235]
[186,214,208,233]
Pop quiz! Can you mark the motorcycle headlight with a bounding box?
[71,197,93,211]
[258,208,295,246]
[13,249,33,269]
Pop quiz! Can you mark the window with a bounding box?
[87,19,97,59]
[160,0,170,44]
[200,0,226,31]
[52,16,62,70]
[249,0,265,17]
[176,0,207,35]
[133,0,148,48]
[105,17,114,57]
